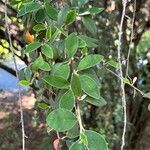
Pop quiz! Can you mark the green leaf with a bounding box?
[59,89,75,110]
[51,63,70,80]
[46,108,77,132]
[107,60,120,69]
[45,3,58,20]
[123,77,131,84]
[81,69,101,88]
[67,123,80,138]
[71,74,81,96]
[42,44,53,59]
[43,75,70,89]
[69,140,86,150]
[78,54,104,71]
[46,26,51,40]
[17,2,41,17]
[70,130,108,150]
[24,42,41,53]
[82,16,97,35]
[84,96,107,106]
[33,24,46,32]
[78,0,89,7]
[57,6,70,27]
[65,33,78,58]
[78,35,98,48]
[19,80,30,86]
[79,75,100,99]
[66,10,77,25]
[32,55,44,71]
[88,7,104,14]
[78,37,87,48]
[35,8,46,23]
[37,101,49,109]
[39,61,51,71]
[80,132,88,146]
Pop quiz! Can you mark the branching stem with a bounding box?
[4,1,25,150]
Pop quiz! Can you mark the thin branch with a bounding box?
[105,67,150,99]
[75,99,84,133]
[4,1,26,150]
[126,0,136,76]
[117,0,127,149]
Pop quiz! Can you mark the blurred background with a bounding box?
[0,0,150,149]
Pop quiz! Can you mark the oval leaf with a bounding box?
[78,54,104,71]
[43,75,69,89]
[42,44,53,59]
[51,63,70,80]
[45,3,58,20]
[46,108,77,132]
[84,96,107,106]
[70,130,108,150]
[66,10,77,25]
[59,89,75,110]
[65,33,78,58]
[40,61,51,71]
[35,8,46,23]
[33,24,46,32]
[82,16,97,35]
[24,42,41,53]
[17,2,41,17]
[79,75,100,99]
[71,74,81,96]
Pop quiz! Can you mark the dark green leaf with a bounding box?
[40,61,51,71]
[43,75,70,89]
[79,75,100,99]
[66,10,77,25]
[57,6,70,26]
[42,44,53,59]
[78,0,89,7]
[24,42,41,53]
[59,89,75,110]
[78,54,104,71]
[33,24,46,32]
[35,8,46,23]
[88,7,104,14]
[17,2,41,17]
[32,55,44,70]
[69,140,86,150]
[67,123,80,138]
[65,33,78,58]
[78,35,98,48]
[107,60,120,69]
[45,3,58,20]
[82,16,97,35]
[46,108,77,132]
[84,96,107,106]
[70,130,108,150]
[78,37,87,48]
[71,74,81,96]
[51,63,70,80]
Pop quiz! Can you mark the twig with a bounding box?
[4,1,26,150]
[75,99,84,133]
[117,0,127,149]
[126,0,136,76]
[105,67,150,99]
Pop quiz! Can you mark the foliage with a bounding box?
[16,0,109,149]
